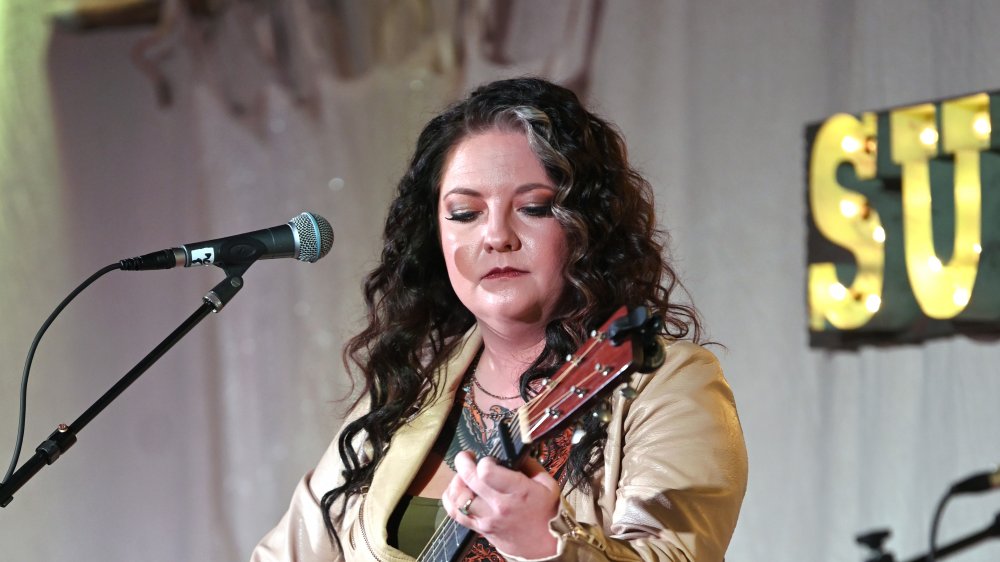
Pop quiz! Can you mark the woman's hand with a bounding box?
[443,451,562,559]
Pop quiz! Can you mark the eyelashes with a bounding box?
[520,205,553,217]
[444,211,477,223]
[444,205,553,222]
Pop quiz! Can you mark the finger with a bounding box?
[443,490,470,521]
[455,451,476,468]
[474,456,527,494]
[453,451,483,494]
[443,472,482,524]
[449,495,479,527]
[457,492,478,517]
[443,467,473,509]
[453,450,478,479]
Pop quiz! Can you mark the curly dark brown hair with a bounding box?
[320,77,703,548]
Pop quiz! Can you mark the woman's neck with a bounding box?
[475,321,547,393]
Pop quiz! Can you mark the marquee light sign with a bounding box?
[806,91,1000,347]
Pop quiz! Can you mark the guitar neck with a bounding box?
[416,522,476,562]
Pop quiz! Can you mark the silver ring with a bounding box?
[458,494,476,516]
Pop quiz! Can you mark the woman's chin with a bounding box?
[472,303,551,330]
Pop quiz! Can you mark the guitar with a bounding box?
[416,306,664,562]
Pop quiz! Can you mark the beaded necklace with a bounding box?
[471,371,520,401]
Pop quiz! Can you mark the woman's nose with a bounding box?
[484,212,522,252]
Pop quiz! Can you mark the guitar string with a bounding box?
[517,335,605,430]
[525,361,625,437]
[523,336,625,435]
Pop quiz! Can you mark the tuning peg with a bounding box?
[591,400,613,423]
[571,424,587,444]
[618,385,638,400]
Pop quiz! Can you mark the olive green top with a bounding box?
[387,495,448,558]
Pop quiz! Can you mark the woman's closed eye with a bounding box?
[445,210,479,222]
[520,204,553,218]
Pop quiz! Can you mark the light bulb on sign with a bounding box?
[952,287,971,307]
[841,135,862,153]
[865,294,882,313]
[873,226,886,243]
[840,199,860,218]
[919,126,939,146]
[973,112,991,139]
[828,283,848,301]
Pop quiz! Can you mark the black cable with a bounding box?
[928,489,953,562]
[2,263,122,484]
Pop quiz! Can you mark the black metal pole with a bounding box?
[0,272,247,508]
[903,512,1000,562]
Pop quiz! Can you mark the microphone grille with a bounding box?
[290,212,334,263]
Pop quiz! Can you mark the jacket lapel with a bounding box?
[361,327,482,558]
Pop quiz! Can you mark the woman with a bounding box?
[252,77,747,561]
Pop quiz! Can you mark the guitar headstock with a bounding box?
[517,306,661,444]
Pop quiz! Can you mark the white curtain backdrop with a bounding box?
[1,1,999,560]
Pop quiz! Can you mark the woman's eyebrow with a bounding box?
[441,183,555,198]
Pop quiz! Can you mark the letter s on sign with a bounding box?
[808,113,884,330]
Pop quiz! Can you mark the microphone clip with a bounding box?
[203,261,254,312]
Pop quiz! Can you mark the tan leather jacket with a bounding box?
[252,327,747,562]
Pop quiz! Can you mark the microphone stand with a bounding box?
[902,512,1000,562]
[0,263,252,508]
[858,512,1000,562]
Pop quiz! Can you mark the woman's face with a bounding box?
[438,129,568,331]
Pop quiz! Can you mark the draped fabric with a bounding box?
[1,0,999,560]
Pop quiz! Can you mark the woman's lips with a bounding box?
[483,267,528,280]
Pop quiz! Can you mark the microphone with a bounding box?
[119,212,334,271]
[949,467,1000,494]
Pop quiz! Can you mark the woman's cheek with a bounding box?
[441,231,479,287]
